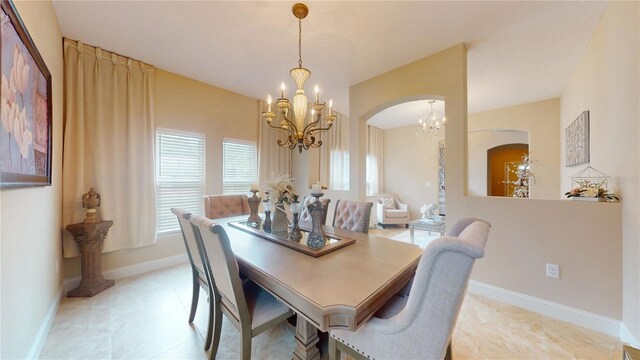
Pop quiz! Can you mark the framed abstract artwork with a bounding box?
[0,0,52,188]
[565,110,590,167]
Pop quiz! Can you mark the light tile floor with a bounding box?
[40,227,623,359]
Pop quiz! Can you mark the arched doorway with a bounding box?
[487,143,528,197]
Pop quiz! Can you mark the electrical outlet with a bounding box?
[546,263,560,279]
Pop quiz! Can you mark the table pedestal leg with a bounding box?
[293,315,321,360]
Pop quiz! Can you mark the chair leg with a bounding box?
[189,274,200,323]
[328,336,341,360]
[204,292,214,350]
[240,328,252,360]
[208,305,223,359]
[405,224,409,229]
[445,341,452,360]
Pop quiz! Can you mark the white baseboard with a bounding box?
[621,322,640,348]
[26,285,63,359]
[468,280,621,339]
[64,254,188,292]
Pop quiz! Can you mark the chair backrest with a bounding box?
[299,196,331,226]
[374,192,400,208]
[190,215,250,324]
[381,218,491,359]
[171,208,206,280]
[203,194,250,219]
[332,200,373,234]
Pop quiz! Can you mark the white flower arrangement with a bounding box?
[262,174,298,204]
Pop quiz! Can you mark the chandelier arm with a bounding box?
[306,123,333,136]
[301,111,323,134]
[265,121,293,133]
[280,112,301,135]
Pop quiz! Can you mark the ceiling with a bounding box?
[368,100,445,130]
[52,1,607,128]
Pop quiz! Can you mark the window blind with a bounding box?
[155,128,205,234]
[223,138,257,194]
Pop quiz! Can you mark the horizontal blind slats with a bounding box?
[156,129,206,234]
[222,140,257,195]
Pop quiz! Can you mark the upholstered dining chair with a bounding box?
[298,196,331,229]
[328,218,491,360]
[332,200,373,234]
[190,215,294,360]
[171,208,213,351]
[203,194,251,219]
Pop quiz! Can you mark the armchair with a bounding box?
[375,193,410,229]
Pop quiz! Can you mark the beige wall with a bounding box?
[63,69,260,278]
[468,98,561,199]
[383,125,441,219]
[349,44,622,319]
[0,1,64,358]
[560,2,639,339]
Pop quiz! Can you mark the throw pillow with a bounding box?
[380,197,396,209]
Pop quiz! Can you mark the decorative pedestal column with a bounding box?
[65,220,114,297]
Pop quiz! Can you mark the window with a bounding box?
[155,128,205,234]
[223,138,257,194]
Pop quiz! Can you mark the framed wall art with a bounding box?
[1,0,52,188]
[565,110,589,167]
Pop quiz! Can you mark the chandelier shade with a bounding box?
[262,3,336,153]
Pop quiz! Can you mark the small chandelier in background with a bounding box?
[262,3,336,153]
[417,100,446,138]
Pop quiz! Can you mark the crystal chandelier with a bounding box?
[262,3,336,153]
[417,100,446,137]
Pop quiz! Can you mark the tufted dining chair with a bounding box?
[328,218,491,360]
[190,215,294,360]
[171,208,214,351]
[203,194,251,219]
[298,196,331,229]
[332,200,373,234]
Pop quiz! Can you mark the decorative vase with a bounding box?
[307,193,328,249]
[271,203,289,234]
[288,200,303,242]
[247,190,262,228]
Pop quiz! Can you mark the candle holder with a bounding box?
[289,199,303,242]
[263,198,272,232]
[306,192,327,249]
[247,190,262,228]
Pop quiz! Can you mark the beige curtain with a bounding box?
[320,111,349,190]
[62,38,156,257]
[366,125,384,196]
[257,100,291,182]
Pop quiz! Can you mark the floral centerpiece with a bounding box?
[262,174,298,233]
[263,174,297,204]
[565,179,619,201]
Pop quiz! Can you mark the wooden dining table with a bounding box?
[218,215,423,360]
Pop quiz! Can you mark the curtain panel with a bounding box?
[320,111,349,190]
[257,100,292,183]
[366,125,384,196]
[62,38,156,257]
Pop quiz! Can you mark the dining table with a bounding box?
[218,215,424,360]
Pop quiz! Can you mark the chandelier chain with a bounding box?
[298,18,303,68]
